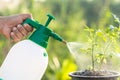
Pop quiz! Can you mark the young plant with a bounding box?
[84,15,120,71]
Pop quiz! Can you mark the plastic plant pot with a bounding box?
[69,70,120,80]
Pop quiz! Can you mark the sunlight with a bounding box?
[114,0,120,2]
[0,0,20,10]
[35,0,46,2]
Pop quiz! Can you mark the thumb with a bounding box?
[19,14,32,21]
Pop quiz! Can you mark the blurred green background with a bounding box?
[0,0,120,80]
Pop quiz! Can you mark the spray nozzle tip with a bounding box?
[62,40,67,44]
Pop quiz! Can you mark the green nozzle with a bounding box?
[45,14,55,27]
[50,32,66,44]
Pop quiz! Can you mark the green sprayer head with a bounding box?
[0,78,3,80]
[23,14,66,48]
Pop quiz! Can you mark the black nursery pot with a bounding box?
[69,71,120,80]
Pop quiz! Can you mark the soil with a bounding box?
[74,70,115,76]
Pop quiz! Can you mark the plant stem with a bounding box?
[91,39,95,71]
[91,31,96,71]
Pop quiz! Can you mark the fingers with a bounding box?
[17,24,28,36]
[10,24,33,42]
[23,24,33,32]
[10,32,20,42]
[13,27,23,39]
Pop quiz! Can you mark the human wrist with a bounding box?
[0,16,5,34]
[0,17,2,34]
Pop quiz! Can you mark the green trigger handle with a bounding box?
[23,18,41,29]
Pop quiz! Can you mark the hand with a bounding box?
[0,14,33,42]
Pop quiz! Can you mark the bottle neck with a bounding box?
[28,27,52,48]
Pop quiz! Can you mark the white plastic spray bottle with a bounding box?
[0,14,66,80]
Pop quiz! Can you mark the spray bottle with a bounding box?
[0,14,66,80]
